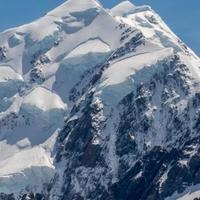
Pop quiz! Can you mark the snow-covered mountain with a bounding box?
[0,0,199,199]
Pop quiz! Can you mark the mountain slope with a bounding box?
[0,0,199,199]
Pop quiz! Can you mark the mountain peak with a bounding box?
[47,0,102,18]
[110,0,136,16]
[0,0,200,198]
[111,0,152,17]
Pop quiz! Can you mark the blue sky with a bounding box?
[0,0,199,55]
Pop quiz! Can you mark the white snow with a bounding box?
[0,66,24,100]
[23,87,66,112]
[159,167,170,189]
[8,33,23,47]
[0,147,53,177]
[134,171,142,179]
[101,48,172,86]
[166,184,200,200]
[0,0,121,76]
[0,144,55,194]
[67,39,110,58]
[48,0,101,18]
[111,1,136,16]
[0,0,199,197]
[98,48,173,104]
[111,1,151,17]
[0,66,23,83]
[16,138,31,149]
[107,114,119,183]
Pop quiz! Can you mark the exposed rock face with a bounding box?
[110,136,200,200]
[52,53,200,200]
[0,46,6,61]
[0,0,199,199]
